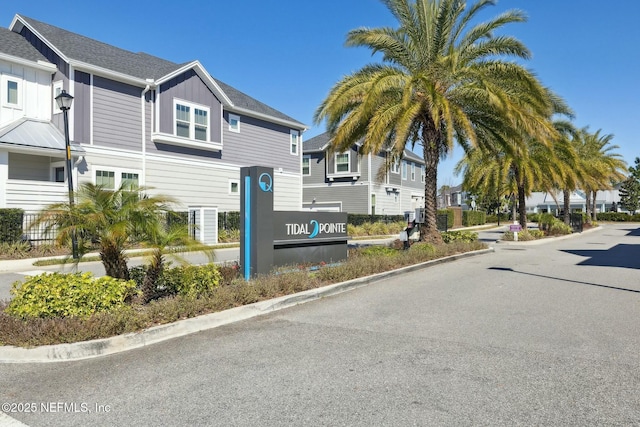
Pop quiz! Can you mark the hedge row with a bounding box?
[0,209,24,243]
[596,212,640,222]
[462,210,486,227]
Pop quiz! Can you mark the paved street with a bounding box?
[1,223,639,426]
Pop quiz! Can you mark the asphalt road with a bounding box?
[1,223,639,426]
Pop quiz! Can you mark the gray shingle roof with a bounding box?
[304,132,424,164]
[14,15,305,128]
[18,15,183,79]
[0,27,49,63]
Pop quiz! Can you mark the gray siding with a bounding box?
[221,112,300,173]
[93,76,142,151]
[303,184,369,214]
[8,153,50,180]
[157,69,222,143]
[73,71,90,144]
[302,152,326,185]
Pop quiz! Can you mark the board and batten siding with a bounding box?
[156,70,222,143]
[221,112,300,174]
[73,71,91,144]
[273,173,301,211]
[92,76,142,151]
[0,60,51,126]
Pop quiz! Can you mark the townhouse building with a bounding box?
[0,14,306,243]
[302,132,426,216]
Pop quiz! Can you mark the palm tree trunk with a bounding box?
[563,189,571,224]
[421,125,443,244]
[100,242,129,280]
[517,185,527,228]
[585,191,592,224]
[591,190,598,221]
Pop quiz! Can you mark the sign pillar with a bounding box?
[240,166,274,280]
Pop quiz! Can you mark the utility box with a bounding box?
[188,207,218,245]
[414,208,425,223]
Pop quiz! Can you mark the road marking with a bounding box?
[16,270,51,277]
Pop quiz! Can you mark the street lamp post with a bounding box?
[55,89,78,259]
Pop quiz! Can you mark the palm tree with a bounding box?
[314,0,556,242]
[576,128,626,222]
[36,183,176,280]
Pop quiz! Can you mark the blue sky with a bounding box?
[4,1,639,185]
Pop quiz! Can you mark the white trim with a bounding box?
[151,132,222,152]
[52,80,63,115]
[401,160,408,180]
[302,154,311,176]
[173,98,210,142]
[0,52,56,72]
[290,129,300,155]
[69,66,75,142]
[228,113,240,133]
[50,161,66,183]
[334,152,350,174]
[92,165,142,189]
[89,74,94,145]
[228,178,240,195]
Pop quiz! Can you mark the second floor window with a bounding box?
[302,155,310,176]
[2,75,22,109]
[402,161,408,180]
[175,101,209,142]
[411,163,416,181]
[291,130,300,155]
[336,153,350,173]
[390,156,400,174]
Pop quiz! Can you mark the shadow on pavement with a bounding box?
[488,267,640,294]
[562,244,640,270]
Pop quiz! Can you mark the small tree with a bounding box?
[35,183,176,279]
[619,157,640,214]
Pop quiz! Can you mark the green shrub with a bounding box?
[7,272,137,319]
[164,263,222,298]
[441,230,478,243]
[348,214,404,226]
[596,212,640,222]
[410,242,436,255]
[548,220,572,236]
[218,228,240,242]
[528,229,545,239]
[537,213,555,231]
[502,230,537,241]
[360,245,398,257]
[0,208,24,243]
[218,211,240,231]
[462,210,486,226]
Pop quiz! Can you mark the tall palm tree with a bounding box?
[314,0,556,242]
[576,128,626,222]
[36,183,176,280]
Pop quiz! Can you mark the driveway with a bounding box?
[1,223,638,426]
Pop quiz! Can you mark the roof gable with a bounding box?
[10,14,305,129]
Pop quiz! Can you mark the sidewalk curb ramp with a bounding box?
[0,248,494,363]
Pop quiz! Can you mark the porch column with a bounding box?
[0,150,7,208]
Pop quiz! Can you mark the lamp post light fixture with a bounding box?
[55,89,78,259]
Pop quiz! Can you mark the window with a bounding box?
[411,163,416,181]
[335,153,350,173]
[390,156,400,174]
[174,100,209,141]
[371,194,376,215]
[54,166,65,183]
[2,75,22,109]
[402,161,408,180]
[121,172,139,188]
[229,179,240,195]
[95,167,141,190]
[228,114,240,133]
[96,170,116,189]
[291,130,300,155]
[302,155,311,176]
[421,165,425,183]
[53,81,63,114]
